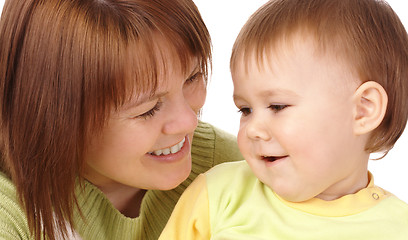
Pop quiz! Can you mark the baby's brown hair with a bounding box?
[231,0,408,154]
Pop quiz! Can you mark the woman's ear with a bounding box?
[352,81,388,135]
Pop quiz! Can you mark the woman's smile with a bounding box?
[148,137,186,156]
[146,136,191,163]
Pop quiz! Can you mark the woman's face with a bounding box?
[83,52,206,192]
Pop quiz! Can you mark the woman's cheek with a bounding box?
[185,80,207,114]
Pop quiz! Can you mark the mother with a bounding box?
[0,0,242,239]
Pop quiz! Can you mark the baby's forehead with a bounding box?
[231,34,362,97]
[233,32,354,74]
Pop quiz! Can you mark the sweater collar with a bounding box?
[274,172,392,217]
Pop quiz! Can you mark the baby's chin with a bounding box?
[270,185,319,203]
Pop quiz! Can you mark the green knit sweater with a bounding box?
[0,121,243,239]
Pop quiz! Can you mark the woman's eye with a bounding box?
[238,107,252,116]
[269,104,288,113]
[135,102,163,119]
[185,71,203,84]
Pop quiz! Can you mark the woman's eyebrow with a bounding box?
[122,63,200,110]
[122,91,169,111]
[186,63,200,79]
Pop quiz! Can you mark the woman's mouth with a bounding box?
[148,138,186,156]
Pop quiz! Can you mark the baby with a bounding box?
[159,0,408,239]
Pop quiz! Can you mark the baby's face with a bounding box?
[232,35,370,202]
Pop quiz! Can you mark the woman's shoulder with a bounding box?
[0,171,31,239]
[193,121,236,143]
[193,121,243,167]
[0,171,15,196]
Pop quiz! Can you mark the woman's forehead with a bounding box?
[119,52,200,109]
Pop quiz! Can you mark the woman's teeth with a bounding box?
[149,138,186,156]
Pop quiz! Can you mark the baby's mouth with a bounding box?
[261,155,288,162]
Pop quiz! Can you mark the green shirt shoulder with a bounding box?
[0,172,31,240]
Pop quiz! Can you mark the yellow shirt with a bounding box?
[160,161,408,239]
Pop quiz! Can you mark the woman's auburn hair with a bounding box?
[231,0,408,155]
[0,0,211,239]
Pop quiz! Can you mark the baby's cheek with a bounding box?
[237,129,250,157]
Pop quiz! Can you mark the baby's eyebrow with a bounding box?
[259,89,298,98]
[233,89,298,102]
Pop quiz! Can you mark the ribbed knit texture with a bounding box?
[0,172,31,240]
[0,121,243,239]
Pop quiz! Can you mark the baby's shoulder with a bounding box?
[206,160,253,180]
[204,160,262,198]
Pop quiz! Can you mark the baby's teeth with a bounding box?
[154,149,163,155]
[162,148,170,155]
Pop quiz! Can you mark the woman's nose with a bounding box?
[162,98,198,135]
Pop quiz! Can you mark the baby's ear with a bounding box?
[352,81,388,135]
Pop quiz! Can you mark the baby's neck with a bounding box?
[316,170,369,201]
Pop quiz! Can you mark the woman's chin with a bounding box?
[157,173,190,190]
[156,161,192,190]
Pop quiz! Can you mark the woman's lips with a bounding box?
[146,136,191,163]
[148,137,186,156]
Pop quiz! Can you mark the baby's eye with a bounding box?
[269,104,288,113]
[135,101,163,119]
[238,107,252,116]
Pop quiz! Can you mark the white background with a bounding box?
[1,0,407,202]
